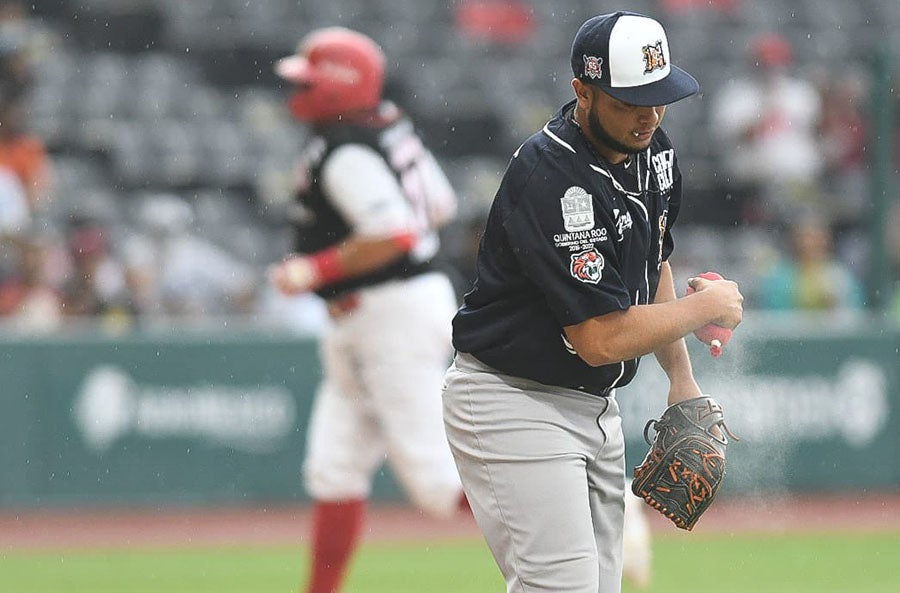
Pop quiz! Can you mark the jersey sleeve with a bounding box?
[500,159,631,327]
[320,143,416,237]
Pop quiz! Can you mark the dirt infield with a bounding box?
[2,493,898,550]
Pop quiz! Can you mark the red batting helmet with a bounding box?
[275,27,386,123]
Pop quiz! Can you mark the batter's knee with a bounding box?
[403,476,464,519]
[303,458,372,501]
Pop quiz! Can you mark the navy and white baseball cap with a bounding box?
[571,11,699,106]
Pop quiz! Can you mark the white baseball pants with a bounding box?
[303,272,462,518]
[443,352,626,593]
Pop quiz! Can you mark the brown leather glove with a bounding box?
[631,395,738,530]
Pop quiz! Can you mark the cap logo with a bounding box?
[641,40,667,74]
[582,55,603,79]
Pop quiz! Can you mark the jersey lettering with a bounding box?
[381,120,455,233]
[657,210,669,268]
[651,149,674,193]
[553,227,608,251]
[612,208,633,242]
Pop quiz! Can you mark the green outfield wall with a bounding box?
[1,316,898,508]
[620,316,900,495]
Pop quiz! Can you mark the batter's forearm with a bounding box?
[271,232,415,295]
[336,232,415,278]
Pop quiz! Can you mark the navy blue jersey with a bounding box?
[453,100,683,396]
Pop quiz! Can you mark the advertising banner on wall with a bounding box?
[1,324,897,507]
[620,326,899,494]
[0,336,321,506]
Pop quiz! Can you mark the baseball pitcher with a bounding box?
[443,12,743,593]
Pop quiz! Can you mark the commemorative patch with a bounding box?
[570,247,604,285]
[583,55,603,79]
[561,186,595,232]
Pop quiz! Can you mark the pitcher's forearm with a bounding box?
[563,292,722,366]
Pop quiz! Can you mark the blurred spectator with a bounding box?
[758,216,864,313]
[0,162,27,236]
[659,0,740,14]
[0,0,51,215]
[818,73,870,229]
[0,163,29,300]
[439,157,505,296]
[0,93,49,213]
[454,0,535,45]
[59,220,134,328]
[710,33,824,225]
[0,231,62,331]
[891,289,900,321]
[0,0,35,104]
[0,0,57,98]
[888,200,900,320]
[121,193,258,320]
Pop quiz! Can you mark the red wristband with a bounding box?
[310,247,346,285]
[392,232,417,251]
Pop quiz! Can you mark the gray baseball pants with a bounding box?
[442,352,625,593]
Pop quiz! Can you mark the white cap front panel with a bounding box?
[608,15,672,88]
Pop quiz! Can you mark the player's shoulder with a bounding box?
[508,102,593,185]
[646,126,683,174]
[650,126,676,152]
[317,122,380,151]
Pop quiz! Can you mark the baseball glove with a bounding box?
[631,395,738,530]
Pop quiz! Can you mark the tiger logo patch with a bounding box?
[571,248,605,285]
[642,40,667,74]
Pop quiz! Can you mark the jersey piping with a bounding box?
[542,123,577,154]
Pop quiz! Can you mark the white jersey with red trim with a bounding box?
[289,102,457,299]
